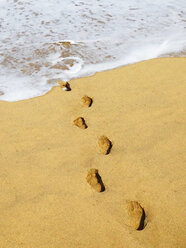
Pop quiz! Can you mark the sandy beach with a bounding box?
[0,57,186,248]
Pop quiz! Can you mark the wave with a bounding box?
[0,0,185,101]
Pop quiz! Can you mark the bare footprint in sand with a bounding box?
[98,136,112,155]
[86,169,105,192]
[74,117,87,129]
[81,95,93,107]
[58,81,71,91]
[126,201,145,230]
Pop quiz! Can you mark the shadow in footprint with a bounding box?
[64,82,71,91]
[96,172,105,192]
[106,141,112,155]
[137,209,146,231]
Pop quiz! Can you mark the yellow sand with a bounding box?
[0,58,186,248]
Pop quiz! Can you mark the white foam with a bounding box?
[0,0,186,101]
[0,74,53,101]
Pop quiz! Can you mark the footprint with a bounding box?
[86,169,105,192]
[81,95,93,107]
[98,136,112,155]
[126,201,145,230]
[73,117,87,129]
[58,81,71,91]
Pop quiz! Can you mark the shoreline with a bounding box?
[0,56,186,102]
[0,57,186,248]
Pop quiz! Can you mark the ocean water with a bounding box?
[0,0,185,101]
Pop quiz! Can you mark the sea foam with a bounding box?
[0,0,186,101]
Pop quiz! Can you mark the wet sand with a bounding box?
[0,58,186,248]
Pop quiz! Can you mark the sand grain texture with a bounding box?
[0,58,186,248]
